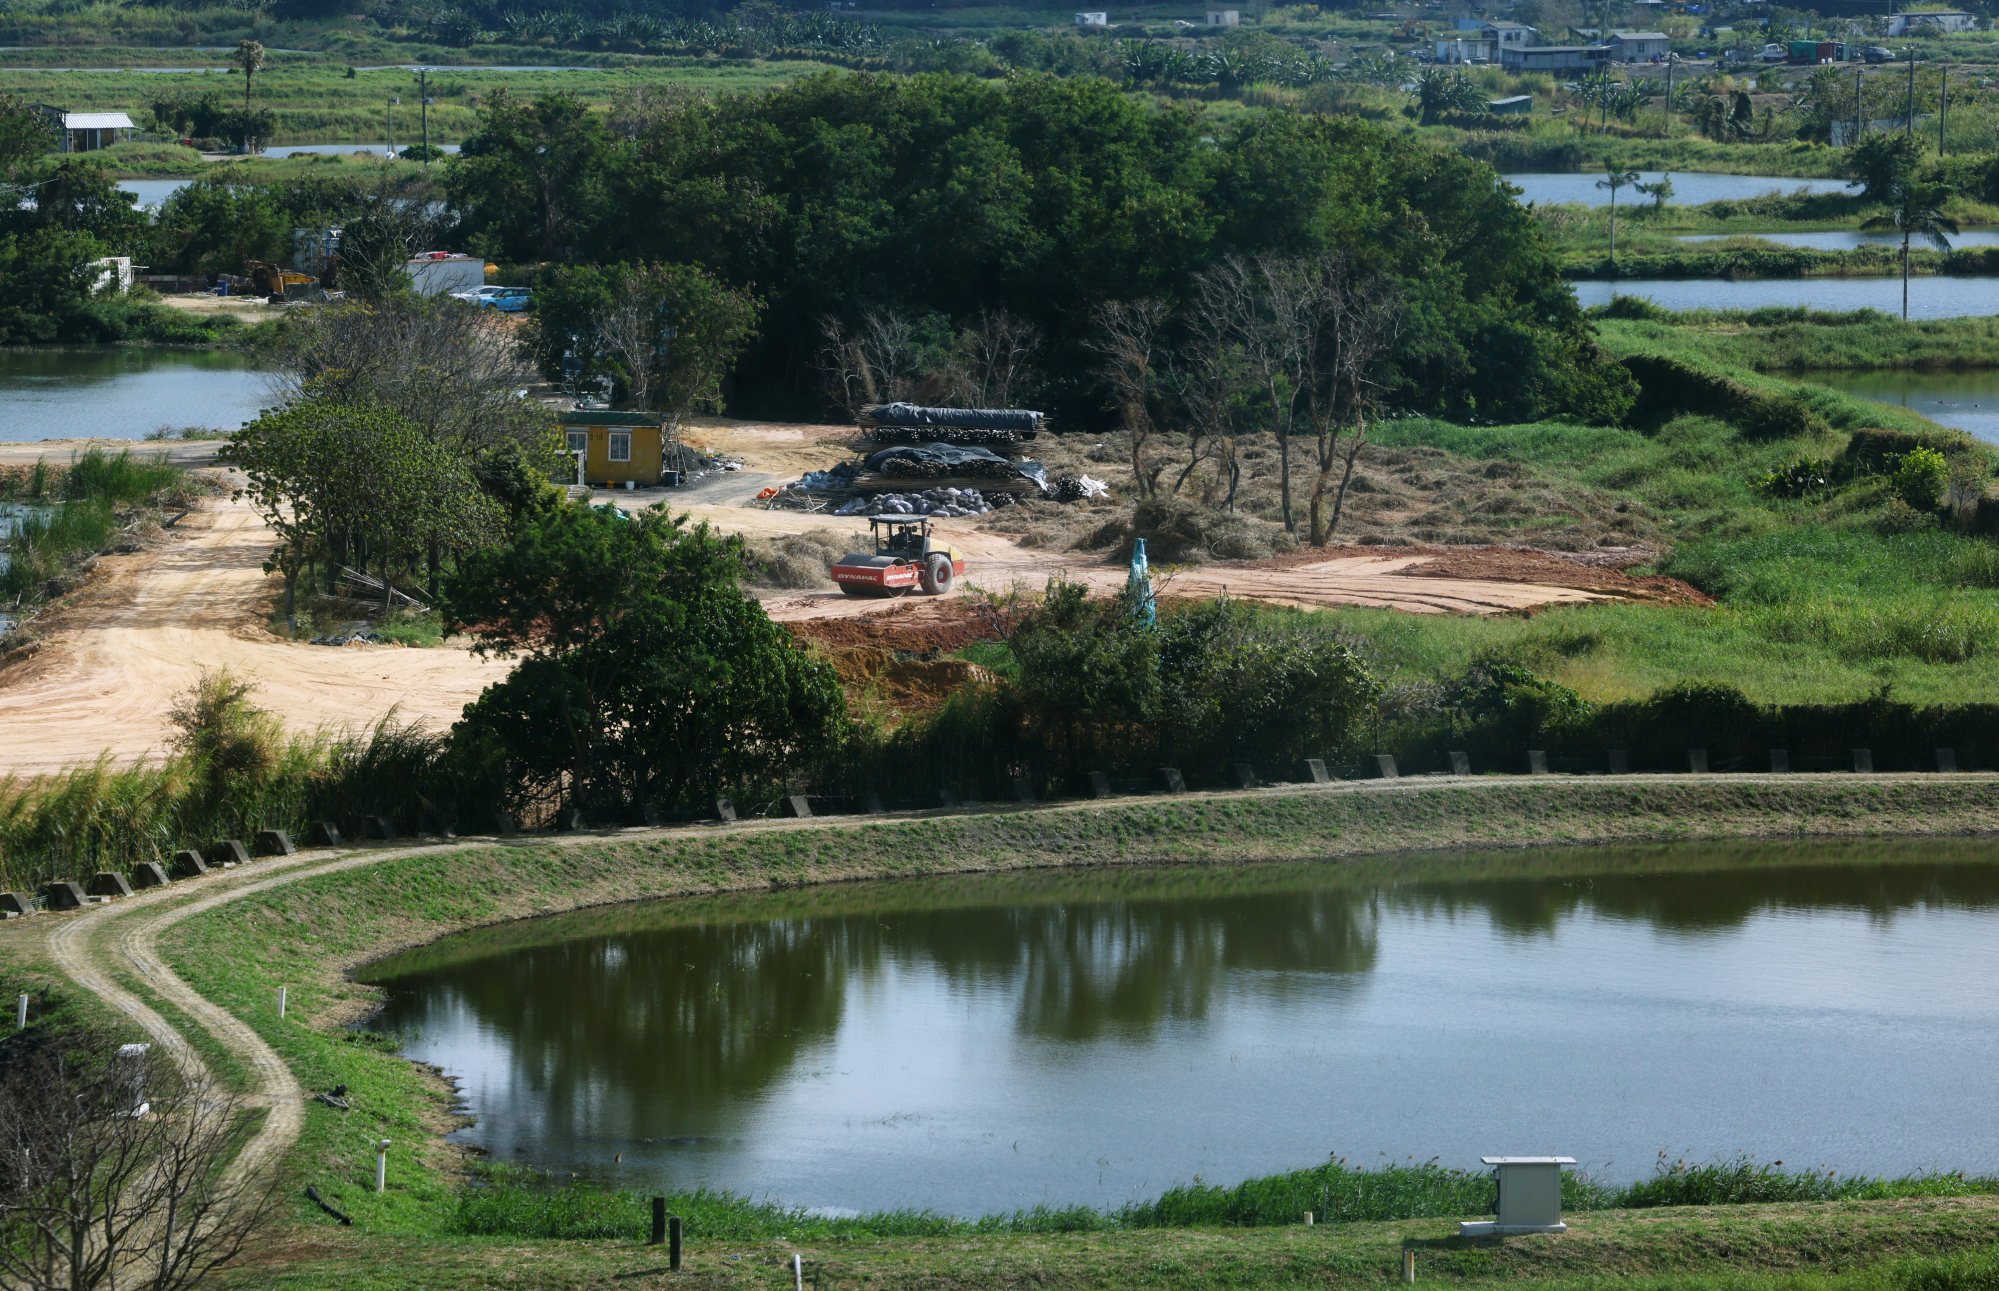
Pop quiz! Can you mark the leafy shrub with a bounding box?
[1845,426,1974,475]
[1738,392,1824,441]
[1758,456,1834,499]
[1893,446,1951,511]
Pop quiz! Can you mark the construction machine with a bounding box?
[830,517,965,597]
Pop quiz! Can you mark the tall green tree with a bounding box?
[1597,164,1640,268]
[1863,178,1958,320]
[232,40,266,114]
[446,91,612,263]
[444,506,846,820]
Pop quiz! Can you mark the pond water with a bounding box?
[1678,228,1999,250]
[365,842,1999,1217]
[117,178,191,209]
[260,142,463,158]
[0,349,275,443]
[1806,369,1999,444]
[1571,276,1999,319]
[1503,171,1855,208]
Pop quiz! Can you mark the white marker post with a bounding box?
[376,1139,391,1194]
[277,986,287,1019]
[792,1253,803,1291]
[15,994,26,1029]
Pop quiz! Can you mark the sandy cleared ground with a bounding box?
[0,422,1609,777]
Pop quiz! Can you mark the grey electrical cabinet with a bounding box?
[1459,1156,1575,1237]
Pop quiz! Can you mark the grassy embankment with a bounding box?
[8,786,1986,1287]
[1212,311,1999,706]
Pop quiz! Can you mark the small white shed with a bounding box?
[1074,11,1109,26]
[1459,1156,1576,1237]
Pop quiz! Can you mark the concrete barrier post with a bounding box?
[1606,749,1628,775]
[862,791,886,814]
[1527,750,1548,775]
[1158,767,1186,794]
[937,787,959,809]
[1088,771,1112,799]
[1769,749,1790,774]
[41,881,86,910]
[1012,777,1036,803]
[1937,747,1959,773]
[130,862,171,890]
[169,850,209,879]
[1687,748,1709,774]
[253,829,296,857]
[307,821,342,847]
[1373,754,1399,780]
[86,872,134,899]
[1,892,34,917]
[365,816,398,841]
[209,839,251,867]
[1231,762,1257,789]
[1302,759,1329,784]
[1449,751,1471,775]
[785,794,814,818]
[1852,748,1874,773]
[713,798,737,823]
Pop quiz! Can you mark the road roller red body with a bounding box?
[831,517,965,597]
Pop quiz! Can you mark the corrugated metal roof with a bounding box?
[560,410,661,427]
[63,112,134,130]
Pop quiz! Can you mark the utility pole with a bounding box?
[1853,63,1863,145]
[387,96,398,158]
[1662,56,1674,137]
[1905,46,1915,136]
[418,67,431,166]
[1938,64,1947,155]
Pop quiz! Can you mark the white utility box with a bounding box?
[1458,1156,1575,1237]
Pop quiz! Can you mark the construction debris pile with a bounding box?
[770,405,1107,515]
[859,403,1045,443]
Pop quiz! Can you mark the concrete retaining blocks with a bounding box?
[86,872,134,899]
[0,892,32,916]
[492,813,519,836]
[169,850,209,878]
[1449,751,1471,775]
[713,798,737,823]
[1527,750,1548,775]
[1938,747,1959,773]
[42,881,86,910]
[1687,748,1709,774]
[1606,749,1629,775]
[208,839,251,867]
[1158,767,1186,794]
[131,862,171,890]
[254,829,296,857]
[1852,748,1874,774]
[1087,771,1113,799]
[1373,754,1399,780]
[1231,763,1257,790]
[364,817,398,841]
[862,792,887,815]
[1302,759,1330,784]
[1012,777,1036,803]
[307,821,342,847]
[1769,749,1790,773]
[417,812,456,838]
[785,794,814,819]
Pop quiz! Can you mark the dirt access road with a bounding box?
[0,439,505,778]
[0,425,1620,777]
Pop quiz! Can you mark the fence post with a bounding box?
[650,1196,666,1245]
[670,1215,683,1270]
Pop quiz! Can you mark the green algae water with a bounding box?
[364,841,1999,1216]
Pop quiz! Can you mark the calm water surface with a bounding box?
[366,843,1999,1216]
[1573,276,1999,319]
[1807,369,1999,443]
[1504,171,1854,207]
[0,349,274,442]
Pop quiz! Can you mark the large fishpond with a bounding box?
[0,348,273,442]
[364,841,1999,1217]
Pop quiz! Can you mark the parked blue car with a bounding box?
[451,285,533,312]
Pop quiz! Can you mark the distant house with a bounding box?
[1206,8,1240,24]
[1501,43,1609,71]
[1074,11,1108,26]
[1434,35,1494,61]
[33,106,135,154]
[1482,19,1538,49]
[1607,30,1672,60]
[560,410,667,488]
[1886,10,1976,34]
[1488,94,1534,114]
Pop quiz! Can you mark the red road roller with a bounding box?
[830,516,966,597]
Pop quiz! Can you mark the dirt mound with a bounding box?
[787,598,1005,654]
[822,647,997,720]
[1234,542,1709,607]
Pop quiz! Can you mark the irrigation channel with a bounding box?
[1573,276,1999,318]
[363,839,1999,1218]
[1808,368,1999,443]
[0,348,273,441]
[1502,172,1855,207]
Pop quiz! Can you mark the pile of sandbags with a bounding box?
[833,487,1002,518]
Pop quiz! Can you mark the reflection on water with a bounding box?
[1504,171,1853,208]
[1805,368,1999,444]
[0,348,274,442]
[367,843,1999,1215]
[1573,276,1999,319]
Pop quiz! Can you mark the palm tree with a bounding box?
[1597,164,1640,269]
[232,39,266,113]
[1863,179,1958,319]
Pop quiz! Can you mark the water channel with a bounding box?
[1807,368,1999,443]
[364,841,1999,1217]
[1571,276,1999,319]
[1679,228,1999,251]
[0,348,274,442]
[1502,171,1855,207]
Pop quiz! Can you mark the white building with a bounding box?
[1074,11,1108,26]
[1607,30,1672,60]
[1501,43,1610,71]
[1206,9,1240,25]
[34,106,134,153]
[1886,10,1976,34]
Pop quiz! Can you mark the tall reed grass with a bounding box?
[0,449,195,605]
[0,674,453,891]
[449,1154,1999,1243]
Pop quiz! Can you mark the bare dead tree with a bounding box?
[595,280,662,414]
[1177,268,1254,508]
[1296,255,1403,547]
[1084,299,1170,500]
[0,1030,277,1291]
[959,308,1044,408]
[271,294,549,459]
[813,313,878,416]
[1203,255,1315,534]
[812,307,941,416]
